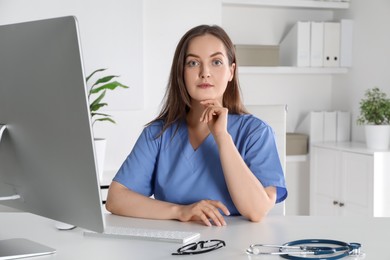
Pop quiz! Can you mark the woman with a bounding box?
[106,25,287,227]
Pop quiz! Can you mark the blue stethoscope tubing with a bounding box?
[279,239,362,260]
[246,239,362,259]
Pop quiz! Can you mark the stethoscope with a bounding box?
[246,239,364,259]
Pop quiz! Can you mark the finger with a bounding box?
[202,203,227,227]
[200,107,209,122]
[208,108,223,123]
[200,100,221,107]
[199,213,212,227]
[207,108,213,123]
[201,207,222,227]
[200,106,215,123]
[207,201,230,226]
[210,211,225,227]
[210,200,231,216]
[200,100,215,107]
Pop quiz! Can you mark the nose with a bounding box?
[200,64,210,78]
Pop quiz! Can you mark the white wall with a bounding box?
[0,0,143,110]
[144,0,222,108]
[332,0,390,142]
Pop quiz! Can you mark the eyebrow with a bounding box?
[185,51,225,59]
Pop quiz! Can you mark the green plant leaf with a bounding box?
[357,87,390,125]
[92,75,120,87]
[90,103,108,113]
[89,91,107,112]
[90,81,129,94]
[94,117,116,124]
[86,68,107,83]
[91,112,112,117]
[87,68,129,125]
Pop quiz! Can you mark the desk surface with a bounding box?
[1,212,389,260]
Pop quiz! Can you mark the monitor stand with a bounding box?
[0,238,56,259]
[0,124,56,259]
[0,124,21,202]
[0,124,6,142]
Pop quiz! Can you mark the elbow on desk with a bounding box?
[105,200,125,216]
[240,203,275,222]
[245,212,266,223]
[105,201,112,213]
[240,208,267,222]
[105,199,116,214]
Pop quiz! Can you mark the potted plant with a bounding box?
[86,68,129,179]
[357,87,390,150]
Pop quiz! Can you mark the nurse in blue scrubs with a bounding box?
[106,25,287,227]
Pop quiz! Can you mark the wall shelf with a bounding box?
[222,0,350,9]
[287,154,309,162]
[238,66,348,75]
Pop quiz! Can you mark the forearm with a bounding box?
[105,181,180,220]
[106,181,230,226]
[215,133,276,221]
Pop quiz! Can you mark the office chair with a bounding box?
[246,105,287,216]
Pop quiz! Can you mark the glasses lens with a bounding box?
[201,240,225,249]
[173,240,226,255]
[179,243,198,252]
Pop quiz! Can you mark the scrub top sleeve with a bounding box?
[245,124,287,204]
[113,126,161,197]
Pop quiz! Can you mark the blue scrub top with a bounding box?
[114,113,287,216]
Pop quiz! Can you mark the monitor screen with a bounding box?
[0,16,104,233]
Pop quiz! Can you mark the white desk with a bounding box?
[1,212,389,259]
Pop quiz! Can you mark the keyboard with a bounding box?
[84,226,200,244]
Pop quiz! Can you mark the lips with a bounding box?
[197,83,213,89]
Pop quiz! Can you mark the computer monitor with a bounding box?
[0,15,105,247]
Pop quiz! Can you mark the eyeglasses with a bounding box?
[172,239,226,255]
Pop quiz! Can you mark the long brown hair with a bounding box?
[149,25,247,135]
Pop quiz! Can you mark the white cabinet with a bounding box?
[286,155,310,215]
[310,142,390,217]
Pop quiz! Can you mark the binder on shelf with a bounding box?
[336,111,351,142]
[323,22,341,67]
[279,21,311,67]
[323,111,337,142]
[340,19,354,67]
[296,110,352,145]
[295,111,324,144]
[310,21,324,67]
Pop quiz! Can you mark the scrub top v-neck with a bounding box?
[113,114,287,216]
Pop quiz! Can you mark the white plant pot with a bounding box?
[94,138,107,180]
[365,125,390,150]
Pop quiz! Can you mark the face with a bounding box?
[184,34,235,104]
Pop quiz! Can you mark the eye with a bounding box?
[212,59,223,66]
[186,60,200,67]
